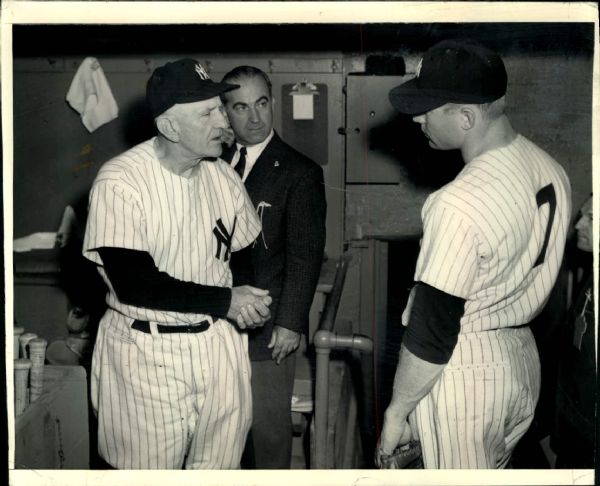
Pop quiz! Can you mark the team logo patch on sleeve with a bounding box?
[213,216,236,261]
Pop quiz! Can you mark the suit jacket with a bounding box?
[227,131,326,360]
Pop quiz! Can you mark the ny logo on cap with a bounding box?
[195,63,209,80]
[415,58,423,78]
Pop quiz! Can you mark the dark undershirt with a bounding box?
[403,282,466,365]
[97,247,231,317]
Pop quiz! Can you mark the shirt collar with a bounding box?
[236,129,274,163]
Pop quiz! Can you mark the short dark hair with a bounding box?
[221,66,272,97]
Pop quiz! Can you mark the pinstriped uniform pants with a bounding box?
[411,326,541,469]
[90,309,252,469]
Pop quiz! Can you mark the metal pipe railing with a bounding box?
[313,330,374,469]
[314,343,332,469]
[311,253,373,469]
[311,253,351,469]
[318,252,352,333]
[311,251,375,469]
[314,330,374,353]
[342,384,358,468]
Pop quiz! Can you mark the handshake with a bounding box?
[227,285,272,329]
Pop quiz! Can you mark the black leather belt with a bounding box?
[131,319,210,334]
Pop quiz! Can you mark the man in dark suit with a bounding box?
[221,66,326,468]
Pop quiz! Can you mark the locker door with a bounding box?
[343,74,464,241]
[345,75,412,184]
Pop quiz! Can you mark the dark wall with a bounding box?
[13,64,155,236]
[506,52,593,215]
[11,23,594,237]
[9,21,594,348]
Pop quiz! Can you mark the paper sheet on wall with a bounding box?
[293,94,314,120]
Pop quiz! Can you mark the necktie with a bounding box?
[235,147,247,179]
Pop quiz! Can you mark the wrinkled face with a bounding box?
[412,104,465,151]
[223,75,274,146]
[171,97,229,158]
[575,196,593,252]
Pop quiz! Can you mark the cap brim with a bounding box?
[389,79,450,115]
[177,81,240,104]
[213,81,240,96]
[389,79,500,116]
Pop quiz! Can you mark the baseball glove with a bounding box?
[375,440,423,469]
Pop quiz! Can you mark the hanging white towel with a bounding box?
[66,57,119,133]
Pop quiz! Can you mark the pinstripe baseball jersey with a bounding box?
[83,137,260,469]
[415,134,572,334]
[83,137,261,324]
[408,133,571,468]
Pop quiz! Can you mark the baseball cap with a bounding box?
[389,39,507,115]
[147,58,239,118]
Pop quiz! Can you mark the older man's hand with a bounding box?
[228,285,272,329]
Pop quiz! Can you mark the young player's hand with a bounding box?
[378,408,413,456]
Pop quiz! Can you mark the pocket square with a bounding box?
[255,201,272,249]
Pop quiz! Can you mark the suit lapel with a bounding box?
[220,143,236,164]
[244,133,285,199]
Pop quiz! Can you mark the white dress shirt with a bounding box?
[231,130,275,182]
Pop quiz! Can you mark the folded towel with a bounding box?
[13,232,57,252]
[66,57,119,132]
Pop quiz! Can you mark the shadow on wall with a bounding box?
[370,114,464,189]
[57,96,157,341]
[58,191,107,340]
[122,96,156,148]
[57,95,156,342]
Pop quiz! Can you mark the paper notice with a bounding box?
[293,94,314,120]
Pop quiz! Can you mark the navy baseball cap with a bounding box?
[147,58,239,118]
[389,39,507,115]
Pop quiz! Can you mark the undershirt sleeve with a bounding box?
[402,282,465,365]
[98,247,231,317]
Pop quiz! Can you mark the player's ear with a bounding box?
[156,114,180,142]
[459,106,476,130]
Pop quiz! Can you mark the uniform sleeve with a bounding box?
[83,177,148,265]
[230,177,261,252]
[402,282,465,364]
[98,247,231,316]
[415,199,480,299]
[275,166,327,332]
